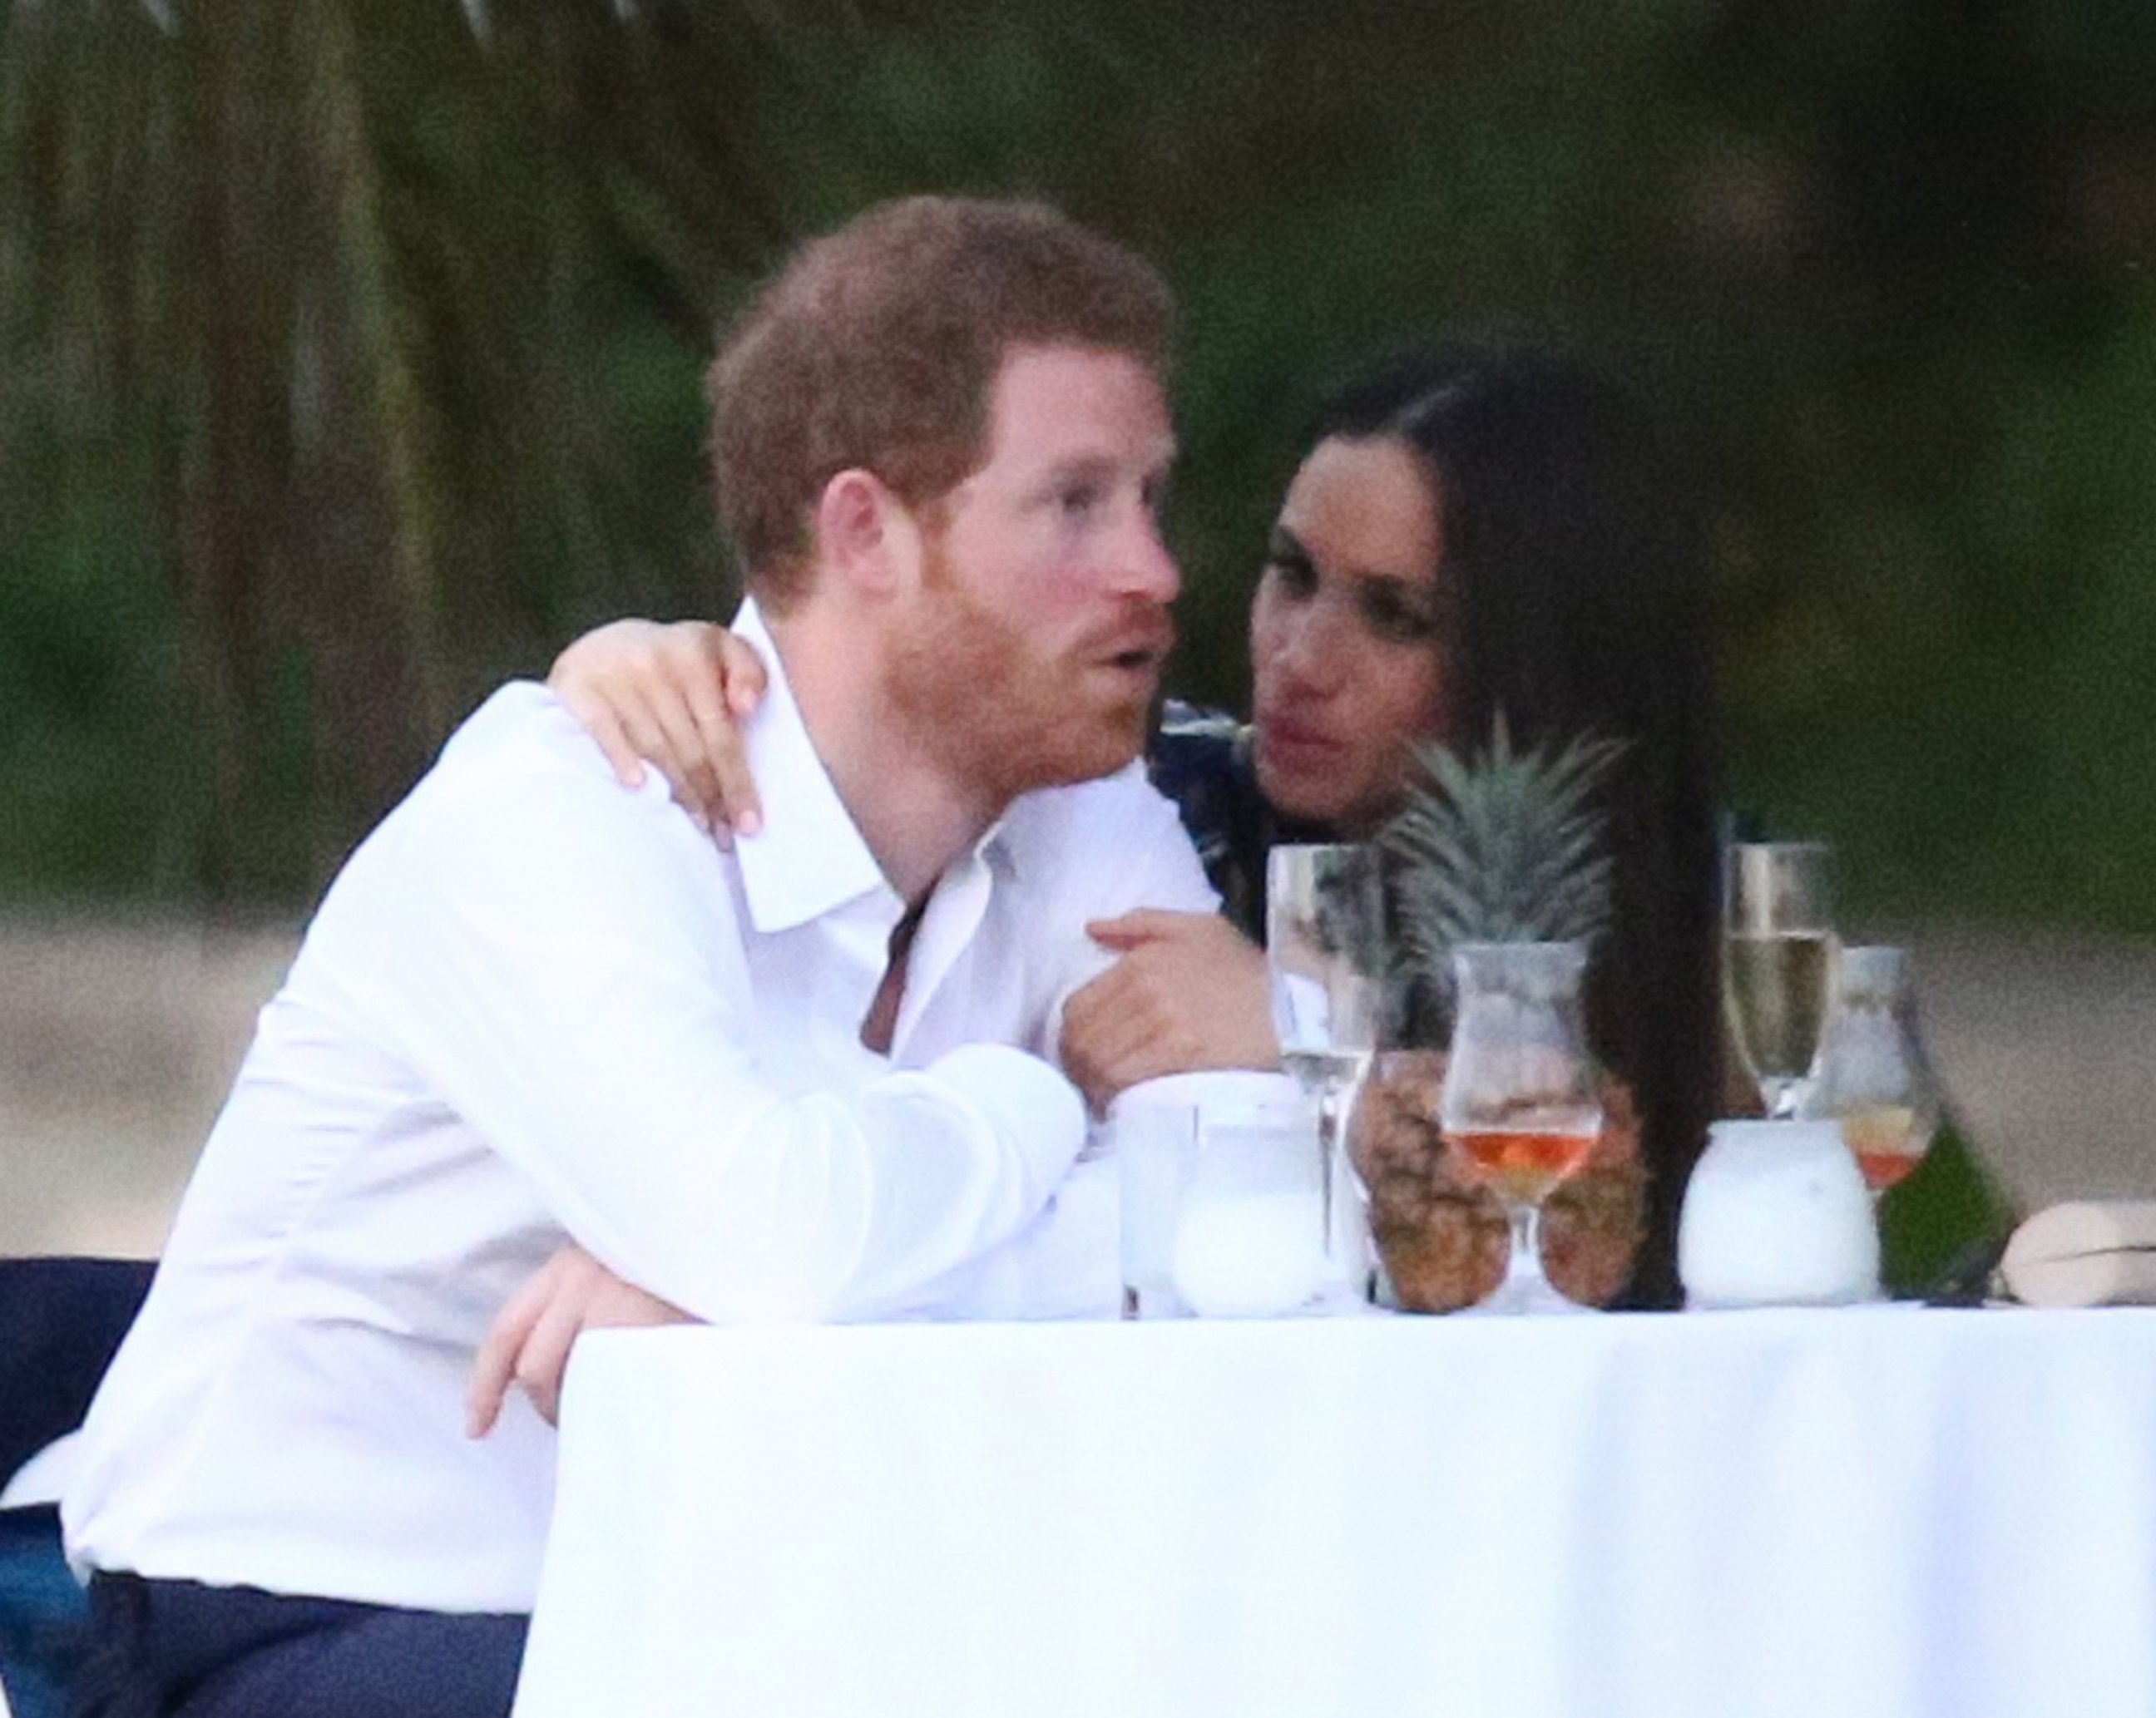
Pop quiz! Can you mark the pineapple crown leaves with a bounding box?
[1378,715,1627,987]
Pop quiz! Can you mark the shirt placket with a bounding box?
[885,849,996,1064]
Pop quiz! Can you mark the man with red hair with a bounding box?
[66,195,1211,1718]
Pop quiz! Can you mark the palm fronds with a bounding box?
[0,0,808,899]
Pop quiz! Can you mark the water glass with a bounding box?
[1112,1071,1343,1318]
[1266,843,1383,1296]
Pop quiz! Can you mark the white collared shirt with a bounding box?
[63,601,1214,1612]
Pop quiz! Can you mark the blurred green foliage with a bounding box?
[3,0,2155,928]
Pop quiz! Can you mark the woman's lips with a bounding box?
[1255,713,1341,769]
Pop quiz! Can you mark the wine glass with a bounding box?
[1723,842,1834,1118]
[1800,945,1942,1198]
[1266,844,1384,1300]
[1439,940,1603,1314]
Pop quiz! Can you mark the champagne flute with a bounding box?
[1266,844,1383,1300]
[1800,946,1942,1197]
[1439,940,1603,1314]
[1723,842,1834,1118]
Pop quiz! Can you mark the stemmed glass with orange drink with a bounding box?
[1439,940,1604,1313]
[1801,945,1943,1197]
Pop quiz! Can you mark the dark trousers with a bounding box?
[79,1573,528,1718]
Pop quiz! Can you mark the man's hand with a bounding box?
[1059,910,1278,1112]
[466,1243,692,1436]
[547,619,768,841]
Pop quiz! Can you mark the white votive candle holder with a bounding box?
[1679,1118,1881,1308]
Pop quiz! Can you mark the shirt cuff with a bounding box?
[924,1044,1086,1206]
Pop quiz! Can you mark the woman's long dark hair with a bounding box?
[1314,347,1721,1308]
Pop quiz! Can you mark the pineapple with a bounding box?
[1382,718,1626,1017]
[1352,720,1648,1311]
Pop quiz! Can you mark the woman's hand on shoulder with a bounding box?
[548,618,768,841]
[1058,910,1278,1112]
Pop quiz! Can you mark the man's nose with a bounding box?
[1113,507,1180,605]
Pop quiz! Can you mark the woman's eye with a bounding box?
[1263,538,1318,597]
[1359,585,1441,644]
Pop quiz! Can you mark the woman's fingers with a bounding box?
[554,686,647,792]
[549,620,673,788]
[562,677,690,812]
[546,619,770,840]
[1085,908,1205,950]
[710,628,769,718]
[640,674,724,836]
[686,694,761,842]
[650,646,748,840]
[605,690,716,832]
[673,629,765,837]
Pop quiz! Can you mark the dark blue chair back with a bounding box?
[0,1256,156,1718]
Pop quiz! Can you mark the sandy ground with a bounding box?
[2,912,2154,1260]
[0,916,297,1258]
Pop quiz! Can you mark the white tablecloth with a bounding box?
[514,1309,2156,1718]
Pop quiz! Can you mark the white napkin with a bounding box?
[2000,1201,2156,1308]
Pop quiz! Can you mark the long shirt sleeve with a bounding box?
[64,669,1217,1612]
[356,743,1087,1324]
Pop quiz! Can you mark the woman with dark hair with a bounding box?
[1182,350,1718,1304]
[541,344,1721,1312]
[1145,348,1718,1308]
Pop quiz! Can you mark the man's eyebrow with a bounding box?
[1050,454,1121,481]
[1044,444,1179,483]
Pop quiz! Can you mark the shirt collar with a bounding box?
[730,598,895,933]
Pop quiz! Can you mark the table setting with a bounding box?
[1117,822,2154,1320]
[512,733,2156,1718]
[1111,725,2024,1325]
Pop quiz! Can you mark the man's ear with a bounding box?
[813,469,923,600]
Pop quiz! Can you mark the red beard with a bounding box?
[887,539,1165,804]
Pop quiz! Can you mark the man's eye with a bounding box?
[1058,483,1106,520]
